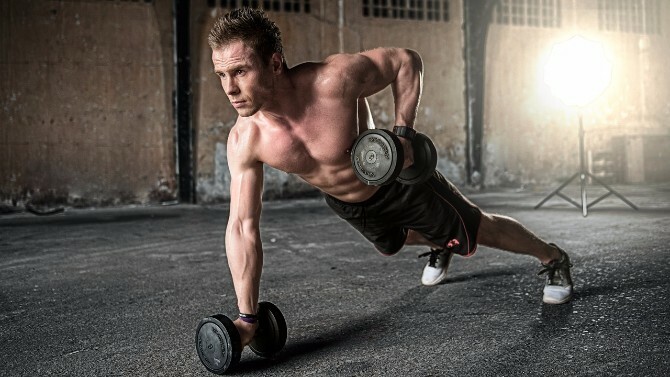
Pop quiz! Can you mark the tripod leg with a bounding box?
[587,173,639,210]
[535,172,580,209]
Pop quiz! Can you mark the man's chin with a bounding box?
[236,108,259,117]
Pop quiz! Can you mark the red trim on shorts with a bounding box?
[429,186,479,257]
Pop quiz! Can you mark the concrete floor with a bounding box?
[1,183,669,376]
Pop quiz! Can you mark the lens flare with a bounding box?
[544,35,612,107]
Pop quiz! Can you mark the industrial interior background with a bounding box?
[1,0,669,207]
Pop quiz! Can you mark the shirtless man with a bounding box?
[208,8,574,348]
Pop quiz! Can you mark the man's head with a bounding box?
[208,8,285,68]
[209,8,286,117]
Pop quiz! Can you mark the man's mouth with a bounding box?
[230,100,246,108]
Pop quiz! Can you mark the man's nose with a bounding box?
[223,79,240,96]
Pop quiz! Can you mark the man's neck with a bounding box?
[257,71,302,124]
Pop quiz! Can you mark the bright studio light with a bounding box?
[536,35,636,217]
[544,35,612,107]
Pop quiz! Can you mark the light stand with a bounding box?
[534,113,638,216]
[535,35,637,216]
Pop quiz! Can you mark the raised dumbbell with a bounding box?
[350,126,437,186]
[195,301,287,375]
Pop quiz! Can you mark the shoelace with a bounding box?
[537,253,573,276]
[538,252,574,287]
[537,262,557,276]
[418,248,443,267]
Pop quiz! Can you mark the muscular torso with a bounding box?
[234,61,379,203]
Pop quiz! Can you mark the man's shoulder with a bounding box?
[290,52,367,76]
[289,48,395,78]
[227,118,264,166]
[289,53,370,94]
[322,52,372,75]
[228,117,260,146]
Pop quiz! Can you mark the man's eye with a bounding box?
[235,70,245,76]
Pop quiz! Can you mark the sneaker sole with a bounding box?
[542,286,573,304]
[421,270,449,286]
[542,295,573,304]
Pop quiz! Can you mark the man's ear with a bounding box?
[271,52,283,74]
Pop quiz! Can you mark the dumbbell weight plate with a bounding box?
[249,301,288,358]
[195,314,241,375]
[351,129,404,186]
[397,132,437,185]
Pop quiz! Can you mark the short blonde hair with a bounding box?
[208,8,284,65]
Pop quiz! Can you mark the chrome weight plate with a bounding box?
[351,129,404,186]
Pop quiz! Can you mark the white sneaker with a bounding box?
[419,248,453,286]
[542,285,573,304]
[538,244,574,304]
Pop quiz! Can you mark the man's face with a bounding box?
[212,41,274,117]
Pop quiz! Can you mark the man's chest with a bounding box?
[259,116,358,174]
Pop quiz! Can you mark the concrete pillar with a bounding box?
[625,136,645,183]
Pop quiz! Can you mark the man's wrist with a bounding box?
[238,312,258,324]
[393,125,416,140]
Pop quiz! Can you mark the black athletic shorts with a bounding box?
[325,171,482,257]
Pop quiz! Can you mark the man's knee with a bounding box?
[477,212,505,245]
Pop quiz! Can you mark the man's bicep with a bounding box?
[227,144,264,227]
[230,162,263,223]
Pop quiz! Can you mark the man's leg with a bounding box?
[405,217,563,286]
[476,212,561,264]
[476,212,573,304]
[407,213,573,304]
[406,214,561,263]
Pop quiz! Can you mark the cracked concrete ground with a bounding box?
[1,183,669,376]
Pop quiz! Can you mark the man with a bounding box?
[208,8,573,348]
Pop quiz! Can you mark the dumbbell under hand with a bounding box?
[195,301,287,375]
[350,126,437,186]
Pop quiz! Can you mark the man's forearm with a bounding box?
[225,225,263,314]
[392,48,423,128]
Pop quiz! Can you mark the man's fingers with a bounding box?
[400,138,415,169]
[233,318,259,348]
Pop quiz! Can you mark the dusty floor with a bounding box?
[1,183,669,376]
